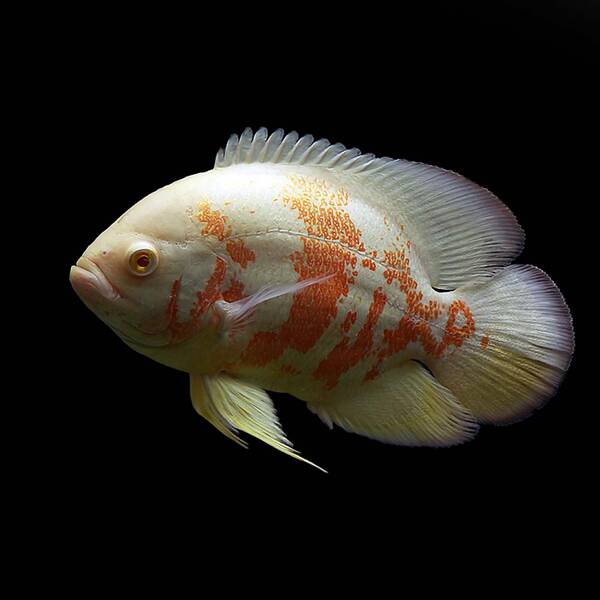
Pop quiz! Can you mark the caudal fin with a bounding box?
[429,265,574,424]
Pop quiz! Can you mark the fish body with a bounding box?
[70,129,574,469]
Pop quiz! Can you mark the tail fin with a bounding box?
[429,265,574,424]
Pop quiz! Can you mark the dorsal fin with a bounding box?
[214,128,525,290]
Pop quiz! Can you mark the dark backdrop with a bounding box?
[47,2,594,539]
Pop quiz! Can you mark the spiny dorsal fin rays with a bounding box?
[214,128,525,290]
[190,373,326,472]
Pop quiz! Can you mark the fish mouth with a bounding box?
[70,257,120,302]
[70,257,169,349]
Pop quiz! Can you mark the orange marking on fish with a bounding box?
[340,310,357,333]
[362,257,376,271]
[438,300,475,354]
[365,298,476,382]
[225,238,256,268]
[382,248,442,320]
[281,176,362,247]
[364,365,380,382]
[194,259,227,315]
[222,276,245,302]
[243,176,377,369]
[242,238,354,367]
[168,257,227,343]
[361,241,476,381]
[314,288,387,389]
[166,278,182,328]
[196,201,231,241]
[480,334,490,350]
[280,364,301,376]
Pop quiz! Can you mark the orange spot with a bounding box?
[381,248,442,322]
[242,176,367,367]
[314,288,387,389]
[194,260,227,314]
[438,300,476,354]
[222,276,245,302]
[364,366,380,381]
[365,298,476,381]
[362,257,376,271]
[281,176,362,248]
[359,238,476,381]
[225,238,256,269]
[242,237,354,367]
[340,310,357,333]
[480,335,490,350]
[197,201,231,241]
[280,364,301,376]
[165,278,181,328]
[167,257,227,343]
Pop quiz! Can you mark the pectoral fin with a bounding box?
[190,373,325,472]
[308,361,479,447]
[213,274,333,337]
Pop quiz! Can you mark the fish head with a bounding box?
[70,179,219,354]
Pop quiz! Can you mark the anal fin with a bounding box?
[190,373,325,471]
[308,361,479,447]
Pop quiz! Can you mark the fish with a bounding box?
[70,127,574,470]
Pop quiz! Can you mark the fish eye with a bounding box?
[128,244,159,276]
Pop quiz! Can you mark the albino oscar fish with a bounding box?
[70,128,574,470]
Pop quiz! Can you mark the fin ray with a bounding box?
[190,373,325,471]
[215,128,524,289]
[428,265,574,423]
[308,360,479,447]
[213,274,333,336]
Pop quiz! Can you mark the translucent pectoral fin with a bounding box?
[213,274,333,337]
[190,373,326,472]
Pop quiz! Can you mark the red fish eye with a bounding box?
[137,254,150,268]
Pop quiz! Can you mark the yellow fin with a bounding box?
[308,361,479,447]
[190,373,325,472]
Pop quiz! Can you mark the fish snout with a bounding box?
[70,257,120,302]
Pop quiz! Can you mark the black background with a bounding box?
[43,2,595,548]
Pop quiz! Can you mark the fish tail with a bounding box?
[428,265,574,424]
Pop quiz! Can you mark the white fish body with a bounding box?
[70,128,574,470]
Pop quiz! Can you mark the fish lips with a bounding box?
[70,257,120,304]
